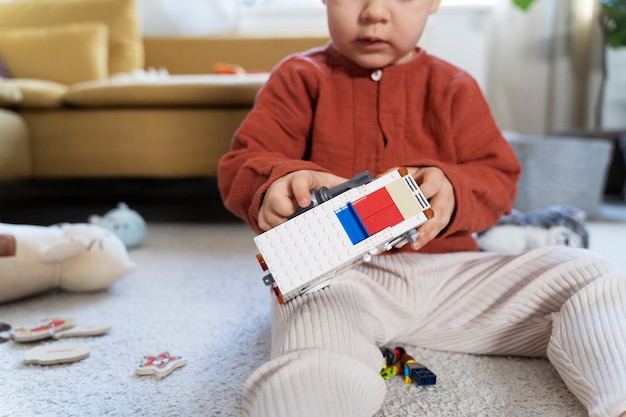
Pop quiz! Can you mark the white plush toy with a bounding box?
[476,205,589,255]
[0,222,136,304]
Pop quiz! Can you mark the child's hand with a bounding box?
[258,170,347,231]
[406,167,456,250]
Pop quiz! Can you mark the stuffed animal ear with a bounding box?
[40,237,90,264]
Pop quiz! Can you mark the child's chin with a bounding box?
[352,55,395,69]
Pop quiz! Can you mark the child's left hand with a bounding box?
[404,167,456,250]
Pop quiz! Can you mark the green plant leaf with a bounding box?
[601,0,626,47]
[512,0,626,48]
[600,0,626,7]
[512,0,537,11]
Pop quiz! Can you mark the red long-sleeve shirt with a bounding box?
[218,43,521,253]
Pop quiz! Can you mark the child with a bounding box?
[218,0,626,416]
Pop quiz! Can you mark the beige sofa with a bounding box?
[0,0,327,181]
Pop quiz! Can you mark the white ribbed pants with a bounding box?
[243,246,626,417]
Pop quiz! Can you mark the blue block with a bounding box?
[335,203,370,244]
[411,368,437,386]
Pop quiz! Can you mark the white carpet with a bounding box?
[1,207,625,417]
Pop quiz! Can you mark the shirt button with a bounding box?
[371,69,382,81]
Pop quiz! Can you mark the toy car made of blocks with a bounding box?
[254,167,434,304]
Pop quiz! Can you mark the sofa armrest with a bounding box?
[63,74,269,107]
[0,79,22,108]
[2,79,67,109]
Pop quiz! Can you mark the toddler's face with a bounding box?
[322,0,441,69]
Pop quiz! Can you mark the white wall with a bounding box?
[238,3,327,36]
[422,5,493,92]
[140,0,239,36]
[238,3,494,92]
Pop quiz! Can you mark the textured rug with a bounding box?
[1,210,625,417]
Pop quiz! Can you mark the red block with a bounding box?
[353,188,404,235]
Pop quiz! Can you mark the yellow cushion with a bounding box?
[3,79,68,109]
[0,23,109,85]
[0,0,143,75]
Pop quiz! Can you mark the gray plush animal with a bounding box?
[476,205,589,255]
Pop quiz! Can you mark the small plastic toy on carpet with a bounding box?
[10,318,111,342]
[52,323,111,339]
[24,343,90,365]
[136,352,186,378]
[380,346,437,386]
[11,318,75,342]
[0,321,10,343]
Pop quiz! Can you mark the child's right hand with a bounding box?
[258,170,348,231]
